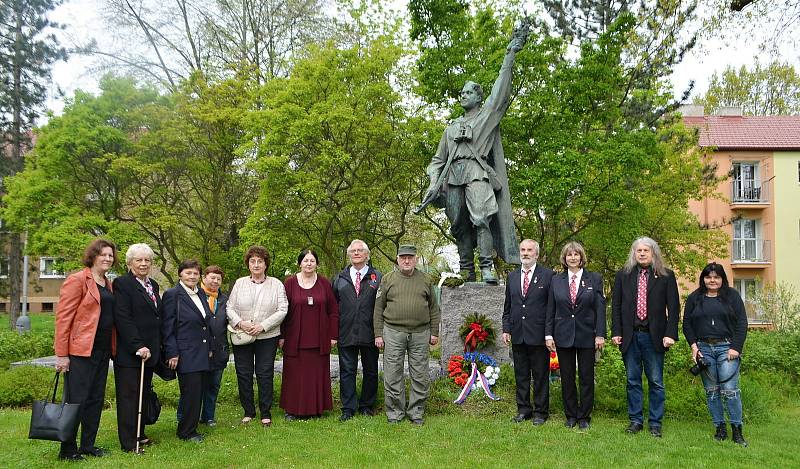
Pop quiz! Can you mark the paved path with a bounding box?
[13,355,443,380]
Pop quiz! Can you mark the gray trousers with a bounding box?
[382,326,431,421]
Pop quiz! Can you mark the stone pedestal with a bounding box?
[439,283,511,370]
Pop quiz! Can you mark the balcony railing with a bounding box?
[731,179,770,204]
[732,239,770,263]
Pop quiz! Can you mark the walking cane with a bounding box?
[135,354,145,455]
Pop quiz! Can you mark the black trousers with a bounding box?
[233,337,278,419]
[556,346,595,422]
[338,344,379,413]
[114,364,154,451]
[511,344,550,418]
[61,350,110,456]
[177,371,208,439]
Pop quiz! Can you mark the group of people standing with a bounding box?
[52,234,747,460]
[503,236,749,446]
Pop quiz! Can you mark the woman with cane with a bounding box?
[113,243,162,452]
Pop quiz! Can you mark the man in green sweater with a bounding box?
[374,244,441,425]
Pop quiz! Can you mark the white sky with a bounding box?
[45,0,800,117]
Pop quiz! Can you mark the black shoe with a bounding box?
[79,447,109,457]
[512,413,532,423]
[626,422,644,433]
[649,425,662,438]
[565,418,577,428]
[578,420,590,430]
[410,418,425,426]
[58,453,86,462]
[340,411,354,422]
[181,433,204,443]
[731,424,748,447]
[714,423,728,441]
[137,435,153,446]
[359,408,375,417]
[532,417,547,426]
[285,414,298,421]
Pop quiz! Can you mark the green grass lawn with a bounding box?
[0,313,55,334]
[2,400,799,468]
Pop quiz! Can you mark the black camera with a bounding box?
[690,356,709,376]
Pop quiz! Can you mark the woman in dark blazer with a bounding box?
[177,265,229,426]
[162,259,213,442]
[545,241,605,430]
[113,243,162,452]
[54,239,117,461]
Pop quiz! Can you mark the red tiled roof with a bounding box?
[683,115,800,150]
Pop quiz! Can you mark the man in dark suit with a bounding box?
[611,237,680,437]
[333,239,382,421]
[113,243,163,452]
[502,239,554,425]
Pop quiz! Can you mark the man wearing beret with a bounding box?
[374,244,441,425]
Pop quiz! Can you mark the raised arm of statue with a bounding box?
[484,17,531,114]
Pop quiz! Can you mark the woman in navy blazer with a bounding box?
[546,241,606,429]
[162,259,214,442]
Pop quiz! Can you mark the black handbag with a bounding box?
[28,372,81,442]
[143,386,161,425]
[153,356,177,381]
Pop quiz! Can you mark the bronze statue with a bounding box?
[416,19,530,283]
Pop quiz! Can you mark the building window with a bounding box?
[732,161,761,202]
[39,257,65,279]
[732,278,760,320]
[732,218,767,262]
[41,302,54,312]
[0,256,8,278]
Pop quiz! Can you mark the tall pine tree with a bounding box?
[0,0,66,330]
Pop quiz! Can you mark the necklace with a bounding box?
[298,273,317,289]
[250,275,266,284]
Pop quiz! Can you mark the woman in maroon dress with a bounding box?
[280,249,339,419]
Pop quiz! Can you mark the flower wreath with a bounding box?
[447,352,501,404]
[458,313,496,351]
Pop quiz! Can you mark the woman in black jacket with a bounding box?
[545,241,605,430]
[162,259,213,442]
[113,243,162,452]
[683,262,748,446]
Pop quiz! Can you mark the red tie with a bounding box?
[569,274,577,305]
[355,271,361,297]
[522,269,530,296]
[637,269,648,321]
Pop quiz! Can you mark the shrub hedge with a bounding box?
[1,330,797,425]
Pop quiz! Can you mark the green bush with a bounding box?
[0,366,55,407]
[0,331,54,368]
[742,330,800,380]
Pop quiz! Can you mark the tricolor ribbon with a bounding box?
[453,362,500,404]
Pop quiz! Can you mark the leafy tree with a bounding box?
[694,61,800,115]
[2,74,258,284]
[408,2,726,281]
[0,0,67,330]
[705,0,800,51]
[239,36,439,277]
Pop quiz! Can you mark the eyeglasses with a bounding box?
[348,248,366,253]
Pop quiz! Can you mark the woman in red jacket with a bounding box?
[54,239,117,461]
[280,249,339,419]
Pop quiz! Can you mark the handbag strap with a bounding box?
[50,371,61,403]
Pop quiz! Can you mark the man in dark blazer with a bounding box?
[333,239,382,421]
[113,244,163,452]
[162,259,214,442]
[502,239,554,425]
[611,237,680,437]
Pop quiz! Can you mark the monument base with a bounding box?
[439,283,511,370]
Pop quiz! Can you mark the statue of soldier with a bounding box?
[417,20,529,283]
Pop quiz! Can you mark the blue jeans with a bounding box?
[697,341,742,426]
[177,368,225,422]
[622,331,665,427]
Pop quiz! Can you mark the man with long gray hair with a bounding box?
[611,237,680,438]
